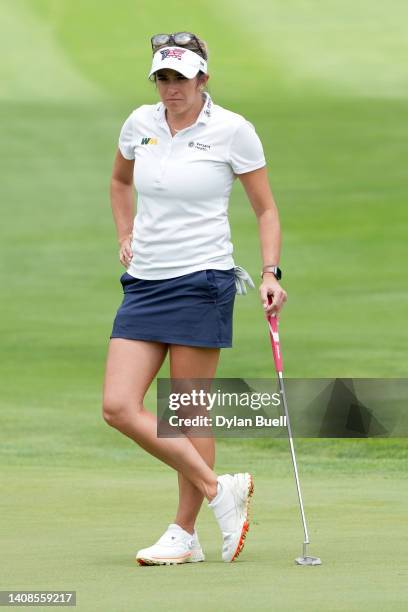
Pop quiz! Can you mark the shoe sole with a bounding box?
[230,473,254,562]
[136,552,192,566]
[136,549,205,566]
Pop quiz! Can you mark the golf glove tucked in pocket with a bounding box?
[234,266,255,295]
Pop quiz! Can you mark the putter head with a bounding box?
[295,555,322,566]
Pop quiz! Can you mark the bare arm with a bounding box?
[238,166,287,316]
[110,150,135,267]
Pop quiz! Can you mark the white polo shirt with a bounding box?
[118,92,266,279]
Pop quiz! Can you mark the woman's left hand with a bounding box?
[260,274,287,317]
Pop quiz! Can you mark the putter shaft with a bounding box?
[277,373,310,552]
[267,313,321,564]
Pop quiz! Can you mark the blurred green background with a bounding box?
[1,1,407,610]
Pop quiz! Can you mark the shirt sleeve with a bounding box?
[118,112,135,160]
[229,120,266,174]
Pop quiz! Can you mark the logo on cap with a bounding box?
[160,48,187,61]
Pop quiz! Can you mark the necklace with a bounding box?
[167,120,184,134]
[165,95,205,135]
[165,109,183,133]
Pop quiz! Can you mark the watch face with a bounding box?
[276,267,282,280]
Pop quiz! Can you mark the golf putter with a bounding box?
[266,296,322,566]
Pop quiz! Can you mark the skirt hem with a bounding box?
[109,333,232,348]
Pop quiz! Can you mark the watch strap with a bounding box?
[261,265,282,280]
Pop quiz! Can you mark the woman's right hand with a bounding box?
[119,233,133,267]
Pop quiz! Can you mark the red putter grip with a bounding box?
[266,295,283,373]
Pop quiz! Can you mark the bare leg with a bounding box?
[102,339,218,500]
[169,345,220,534]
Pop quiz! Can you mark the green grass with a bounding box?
[1,464,407,612]
[1,0,407,610]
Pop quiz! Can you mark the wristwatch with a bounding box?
[261,265,282,281]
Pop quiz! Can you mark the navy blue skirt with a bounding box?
[110,268,236,348]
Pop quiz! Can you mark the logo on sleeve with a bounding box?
[141,137,159,145]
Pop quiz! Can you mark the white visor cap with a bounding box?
[148,46,208,79]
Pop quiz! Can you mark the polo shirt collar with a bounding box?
[154,92,213,128]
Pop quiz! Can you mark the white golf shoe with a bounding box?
[136,523,205,566]
[208,472,254,562]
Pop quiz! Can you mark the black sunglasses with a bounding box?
[151,32,205,58]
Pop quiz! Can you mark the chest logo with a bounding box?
[188,141,211,151]
[141,137,159,145]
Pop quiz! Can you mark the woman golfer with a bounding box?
[102,32,287,565]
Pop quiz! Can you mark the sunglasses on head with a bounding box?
[151,32,205,57]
